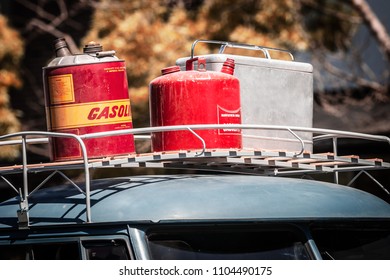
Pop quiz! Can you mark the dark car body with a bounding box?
[1,174,390,260]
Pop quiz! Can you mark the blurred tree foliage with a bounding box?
[81,0,364,129]
[0,15,23,159]
[83,0,307,102]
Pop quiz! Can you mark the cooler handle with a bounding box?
[190,39,294,61]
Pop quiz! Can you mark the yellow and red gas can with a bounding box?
[43,38,135,161]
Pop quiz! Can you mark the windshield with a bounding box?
[147,228,310,260]
[312,227,390,260]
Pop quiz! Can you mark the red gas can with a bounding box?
[149,57,242,152]
[43,38,135,161]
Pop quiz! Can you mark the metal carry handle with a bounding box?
[185,56,207,71]
[190,39,294,60]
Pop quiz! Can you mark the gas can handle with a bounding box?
[190,39,294,61]
[185,56,207,71]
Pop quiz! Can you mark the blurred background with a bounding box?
[0,0,389,199]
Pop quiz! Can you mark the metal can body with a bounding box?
[149,58,242,152]
[43,58,134,161]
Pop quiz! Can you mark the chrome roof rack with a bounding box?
[1,124,389,228]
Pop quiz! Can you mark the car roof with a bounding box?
[1,174,390,228]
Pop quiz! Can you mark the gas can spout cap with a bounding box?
[162,66,181,75]
[221,58,235,75]
[83,41,103,54]
[54,37,72,57]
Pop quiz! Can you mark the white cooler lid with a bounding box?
[176,53,313,73]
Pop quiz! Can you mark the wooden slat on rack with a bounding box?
[310,161,349,167]
[1,149,389,176]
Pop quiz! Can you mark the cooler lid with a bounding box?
[177,54,313,73]
[176,39,313,73]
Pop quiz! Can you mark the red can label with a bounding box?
[217,105,241,135]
